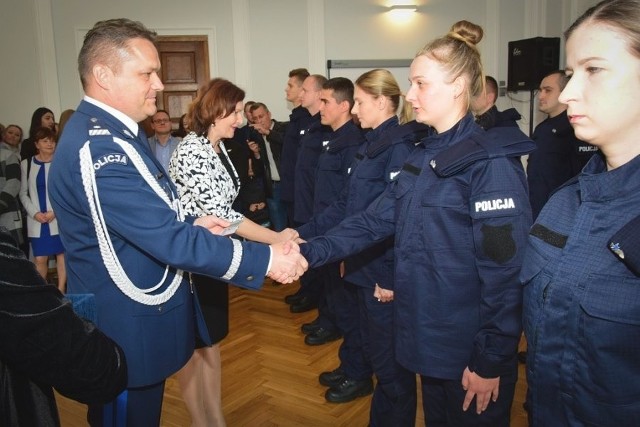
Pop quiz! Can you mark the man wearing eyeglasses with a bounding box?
[149,109,181,172]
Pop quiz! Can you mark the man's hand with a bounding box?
[194,215,231,236]
[461,367,500,414]
[247,140,260,158]
[250,123,270,136]
[268,240,308,284]
[373,284,394,302]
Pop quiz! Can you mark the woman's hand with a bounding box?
[34,212,48,224]
[461,367,500,414]
[194,215,231,236]
[373,284,394,302]
[274,228,299,243]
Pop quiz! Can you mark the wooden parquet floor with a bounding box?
[56,279,529,426]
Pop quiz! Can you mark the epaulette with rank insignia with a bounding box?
[87,117,112,137]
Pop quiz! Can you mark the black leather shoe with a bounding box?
[301,318,322,334]
[319,368,345,387]
[325,378,373,403]
[290,296,318,313]
[284,293,305,305]
[304,328,342,346]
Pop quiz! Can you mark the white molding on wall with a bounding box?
[33,0,61,113]
[307,0,326,75]
[483,0,500,78]
[524,0,545,38]
[232,0,251,93]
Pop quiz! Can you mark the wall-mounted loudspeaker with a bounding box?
[507,37,560,92]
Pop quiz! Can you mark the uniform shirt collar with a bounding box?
[84,95,139,136]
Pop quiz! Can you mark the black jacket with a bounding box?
[0,228,127,426]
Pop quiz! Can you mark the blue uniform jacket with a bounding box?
[309,120,364,215]
[280,106,312,203]
[293,113,332,224]
[527,110,585,219]
[303,114,534,379]
[522,153,640,427]
[299,118,429,289]
[49,100,270,388]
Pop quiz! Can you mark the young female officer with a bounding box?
[301,20,534,426]
[522,1,640,425]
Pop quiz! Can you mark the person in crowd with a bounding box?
[21,107,55,160]
[248,102,288,231]
[48,18,306,426]
[0,226,127,426]
[172,113,189,138]
[472,75,522,129]
[19,127,66,293]
[1,124,23,156]
[243,100,256,125]
[527,69,598,220]
[521,1,640,425]
[287,74,333,315]
[169,78,298,427]
[299,68,429,424]
[1,124,27,256]
[301,20,534,426]
[57,109,75,140]
[148,109,181,172]
[280,68,311,226]
[0,125,23,247]
[297,77,370,402]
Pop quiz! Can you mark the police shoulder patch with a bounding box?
[470,191,521,219]
[93,153,128,171]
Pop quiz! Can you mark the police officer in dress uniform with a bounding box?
[48,18,306,426]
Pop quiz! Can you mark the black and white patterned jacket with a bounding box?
[169,132,243,222]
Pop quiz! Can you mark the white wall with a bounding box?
[1,0,602,134]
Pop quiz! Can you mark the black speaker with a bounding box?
[507,37,560,92]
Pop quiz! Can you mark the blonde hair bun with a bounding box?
[447,20,484,49]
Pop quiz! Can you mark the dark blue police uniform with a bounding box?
[527,110,587,220]
[49,100,271,426]
[522,153,640,427]
[299,119,367,382]
[303,114,534,426]
[280,105,312,223]
[290,113,331,308]
[300,117,429,425]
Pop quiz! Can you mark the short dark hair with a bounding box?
[289,68,310,85]
[33,126,57,143]
[153,109,170,118]
[308,74,328,91]
[78,18,157,90]
[188,78,245,135]
[322,77,355,110]
[485,75,498,95]
[249,102,270,114]
[542,70,570,91]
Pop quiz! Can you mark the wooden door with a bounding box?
[156,36,210,130]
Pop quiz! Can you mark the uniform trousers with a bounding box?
[357,287,416,426]
[322,270,370,380]
[419,373,516,427]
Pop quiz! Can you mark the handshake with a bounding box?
[267,228,308,284]
[195,217,309,285]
